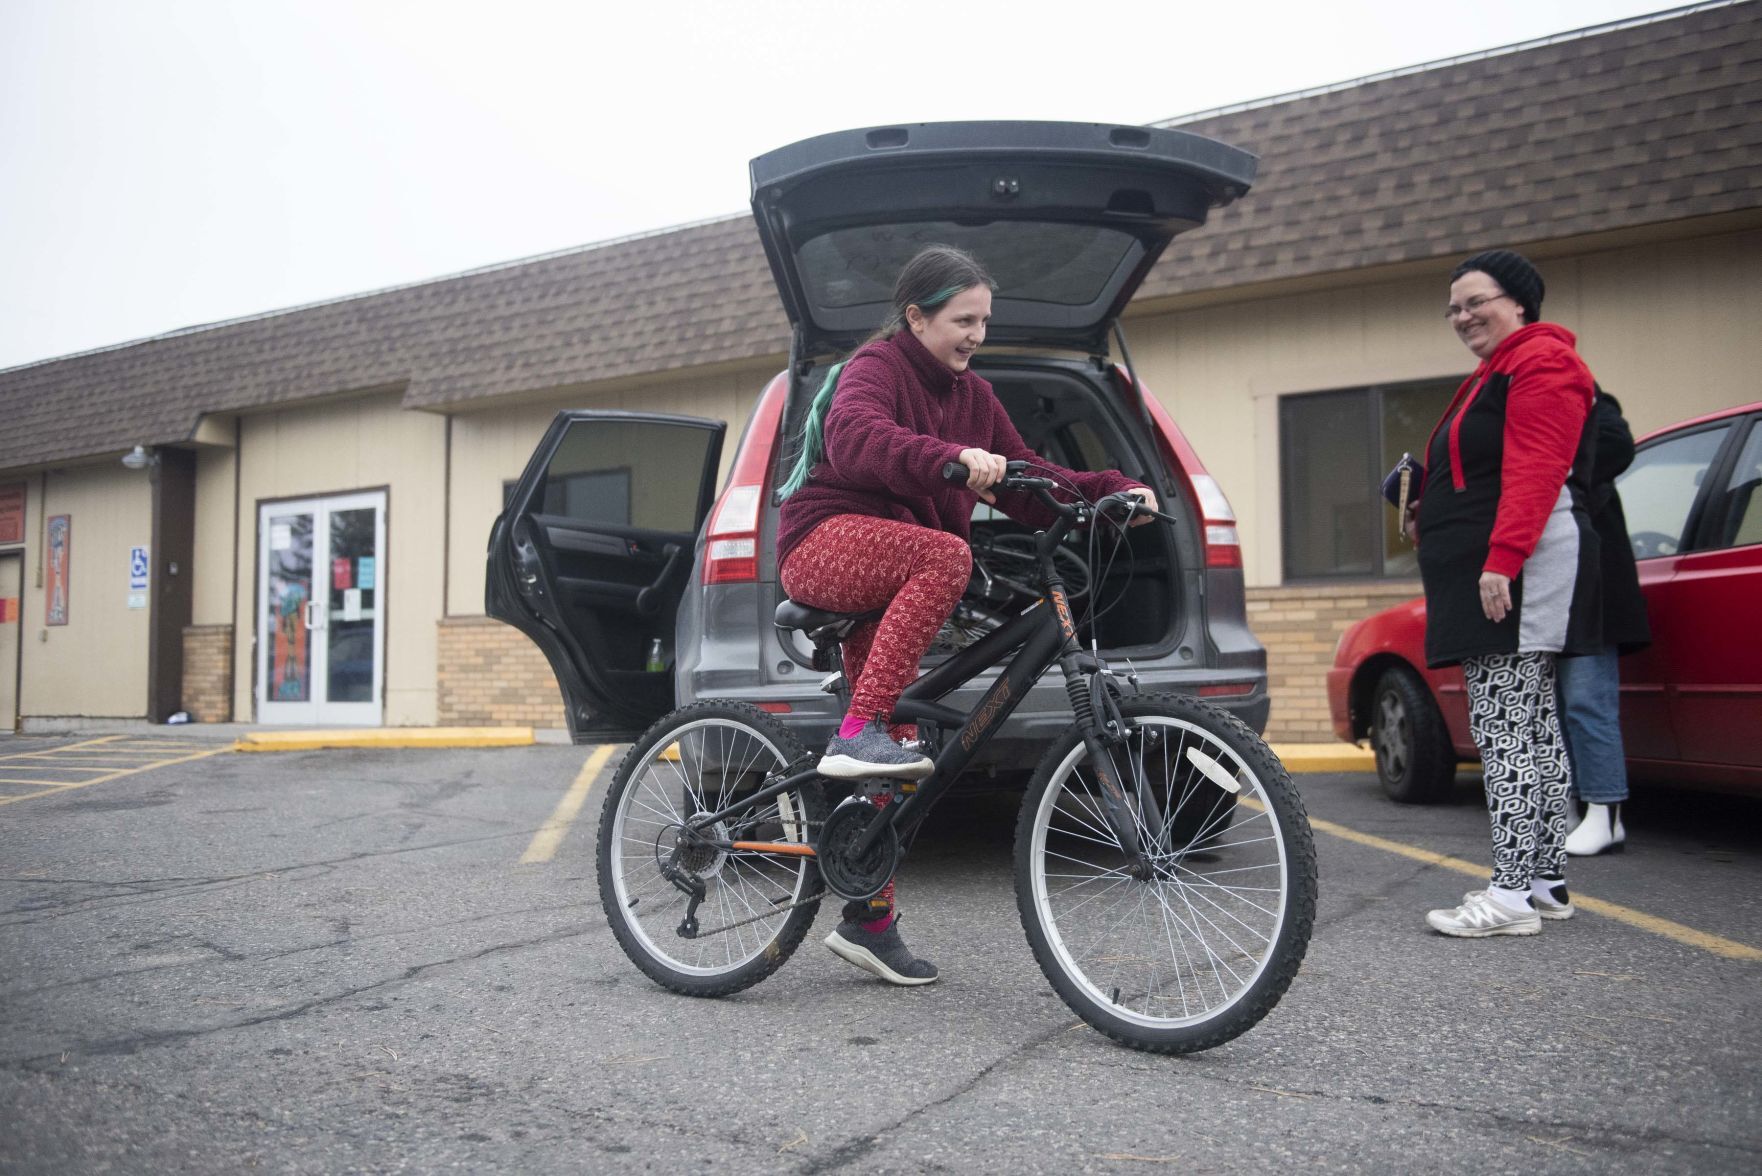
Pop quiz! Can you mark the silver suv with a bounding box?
[488,121,1268,768]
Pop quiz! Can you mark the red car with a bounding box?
[1329,401,1762,802]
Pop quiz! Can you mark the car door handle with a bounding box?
[635,543,684,617]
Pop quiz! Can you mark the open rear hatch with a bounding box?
[749,120,1257,357]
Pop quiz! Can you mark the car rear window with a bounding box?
[797,221,1140,311]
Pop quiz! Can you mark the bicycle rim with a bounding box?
[1022,704,1311,1046]
[605,713,819,980]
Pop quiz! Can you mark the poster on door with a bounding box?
[46,515,71,625]
[272,579,310,701]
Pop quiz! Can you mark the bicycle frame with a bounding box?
[693,569,1071,854]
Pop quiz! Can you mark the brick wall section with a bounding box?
[438,616,567,728]
[181,625,234,722]
[435,589,1419,740]
[1249,581,1423,744]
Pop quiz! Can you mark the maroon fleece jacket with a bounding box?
[776,330,1140,566]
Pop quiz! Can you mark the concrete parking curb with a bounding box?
[234,728,537,752]
[1269,743,1375,773]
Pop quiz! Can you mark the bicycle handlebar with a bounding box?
[940,462,1178,527]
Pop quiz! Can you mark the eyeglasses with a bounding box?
[1444,293,1512,321]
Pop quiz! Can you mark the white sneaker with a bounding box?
[1565,802,1625,856]
[1463,885,1573,921]
[1426,890,1541,937]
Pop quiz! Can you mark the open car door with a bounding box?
[487,411,725,741]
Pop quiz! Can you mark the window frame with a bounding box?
[1278,379,1458,582]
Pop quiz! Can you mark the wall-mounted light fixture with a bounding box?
[121,445,159,471]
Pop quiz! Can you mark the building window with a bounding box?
[539,467,631,525]
[1279,379,1458,579]
[504,469,632,524]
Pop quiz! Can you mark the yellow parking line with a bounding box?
[521,745,619,864]
[0,778,87,787]
[3,758,176,768]
[1308,815,1762,962]
[0,746,230,807]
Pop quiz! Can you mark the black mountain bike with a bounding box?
[596,464,1317,1054]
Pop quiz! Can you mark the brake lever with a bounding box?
[1098,493,1178,526]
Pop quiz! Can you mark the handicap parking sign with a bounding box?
[130,546,149,590]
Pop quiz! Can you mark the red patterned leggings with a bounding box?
[779,514,971,726]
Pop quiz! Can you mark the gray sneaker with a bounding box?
[824,918,939,986]
[1426,890,1542,937]
[818,720,933,780]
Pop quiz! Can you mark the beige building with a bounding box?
[2,1,1758,741]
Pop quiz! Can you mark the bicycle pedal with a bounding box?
[856,778,905,804]
[818,672,844,695]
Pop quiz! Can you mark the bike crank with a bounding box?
[816,800,899,901]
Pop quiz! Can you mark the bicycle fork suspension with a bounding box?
[1065,669,1155,878]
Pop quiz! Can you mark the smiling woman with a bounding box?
[1411,249,1603,939]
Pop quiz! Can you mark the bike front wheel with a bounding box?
[598,701,826,997]
[1015,693,1317,1053]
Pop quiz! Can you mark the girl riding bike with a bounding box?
[775,244,1158,985]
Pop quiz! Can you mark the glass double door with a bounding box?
[257,492,385,725]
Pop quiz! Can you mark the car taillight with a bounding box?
[702,372,789,586]
[704,483,761,584]
[1189,473,1243,569]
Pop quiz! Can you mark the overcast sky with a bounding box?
[0,0,1693,371]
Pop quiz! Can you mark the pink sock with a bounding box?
[838,713,869,739]
[861,911,894,934]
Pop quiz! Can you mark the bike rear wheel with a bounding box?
[598,701,826,997]
[1015,693,1316,1053]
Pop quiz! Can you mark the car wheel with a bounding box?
[1370,667,1456,804]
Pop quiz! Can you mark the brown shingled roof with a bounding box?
[0,215,789,471]
[1141,0,1762,299]
[4,0,1758,473]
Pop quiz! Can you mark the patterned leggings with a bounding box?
[782,515,970,930]
[1462,651,1573,891]
[780,514,971,726]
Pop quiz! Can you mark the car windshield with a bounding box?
[797,221,1142,312]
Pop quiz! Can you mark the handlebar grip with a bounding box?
[944,459,1033,483]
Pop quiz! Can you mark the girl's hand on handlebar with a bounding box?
[957,448,1008,504]
[1124,487,1159,527]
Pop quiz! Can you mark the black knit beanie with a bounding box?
[1451,249,1544,323]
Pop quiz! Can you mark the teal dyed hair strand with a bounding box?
[917,284,965,313]
[776,360,846,500]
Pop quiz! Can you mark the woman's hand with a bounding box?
[958,448,1008,503]
[1479,571,1512,622]
[1125,486,1160,527]
[1403,503,1419,547]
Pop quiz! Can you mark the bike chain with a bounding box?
[675,783,905,940]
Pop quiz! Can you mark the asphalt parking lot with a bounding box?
[1,734,1758,1173]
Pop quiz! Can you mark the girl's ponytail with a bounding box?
[775,360,845,500]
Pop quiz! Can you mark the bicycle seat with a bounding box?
[773,600,883,646]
